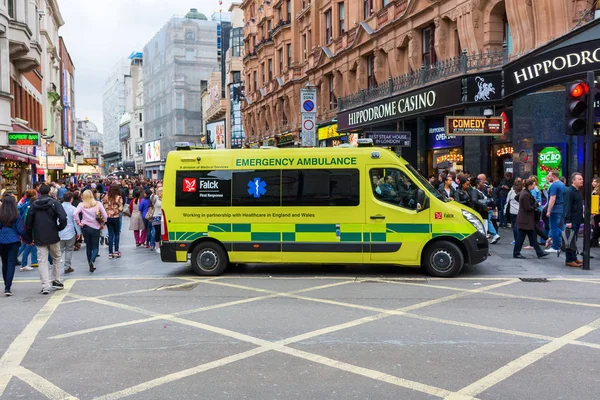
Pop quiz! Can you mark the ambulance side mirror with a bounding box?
[417,189,429,212]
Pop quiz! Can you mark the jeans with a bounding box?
[0,242,21,291]
[565,223,581,263]
[510,214,518,242]
[60,236,76,270]
[499,197,508,226]
[37,243,62,290]
[514,229,545,257]
[82,225,101,264]
[21,243,38,266]
[487,210,497,236]
[144,219,155,247]
[549,213,564,251]
[106,217,121,254]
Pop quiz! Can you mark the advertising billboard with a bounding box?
[145,140,161,163]
[206,120,226,149]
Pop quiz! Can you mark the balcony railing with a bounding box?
[269,19,291,37]
[338,47,506,112]
[243,51,257,62]
[255,37,273,53]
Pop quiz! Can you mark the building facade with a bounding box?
[75,118,102,175]
[226,3,245,148]
[102,58,130,169]
[59,36,75,169]
[142,8,220,178]
[119,52,142,176]
[241,0,599,182]
[1,0,51,194]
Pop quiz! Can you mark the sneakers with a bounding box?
[40,288,49,295]
[20,265,34,271]
[566,261,581,268]
[510,241,515,245]
[4,290,12,296]
[108,254,113,259]
[524,246,534,250]
[490,234,501,244]
[51,281,64,290]
[114,252,121,258]
[31,263,38,268]
[64,267,74,274]
[145,244,150,248]
[545,248,560,254]
[155,248,160,254]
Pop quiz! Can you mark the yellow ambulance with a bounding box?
[159,141,488,277]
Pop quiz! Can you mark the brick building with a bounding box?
[241,0,600,182]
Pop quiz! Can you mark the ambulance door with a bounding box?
[366,167,431,263]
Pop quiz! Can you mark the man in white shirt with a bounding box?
[59,192,82,274]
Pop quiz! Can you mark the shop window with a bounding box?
[175,170,232,207]
[282,169,360,206]
[363,0,372,19]
[367,54,377,88]
[324,9,332,44]
[338,2,345,34]
[232,170,281,206]
[503,13,513,54]
[370,168,419,210]
[278,48,283,74]
[268,59,273,81]
[422,25,436,67]
[328,74,337,109]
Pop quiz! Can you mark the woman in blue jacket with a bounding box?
[0,195,32,296]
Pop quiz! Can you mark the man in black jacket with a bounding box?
[563,172,584,267]
[26,184,68,294]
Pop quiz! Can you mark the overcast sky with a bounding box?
[59,0,231,133]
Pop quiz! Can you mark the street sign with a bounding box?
[365,131,411,147]
[8,132,39,146]
[301,113,317,147]
[300,88,317,113]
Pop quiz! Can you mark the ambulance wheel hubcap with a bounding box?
[431,250,453,272]
[199,250,218,271]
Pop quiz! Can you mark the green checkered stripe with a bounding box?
[168,223,434,243]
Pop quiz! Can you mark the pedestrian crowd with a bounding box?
[431,169,590,267]
[0,177,163,297]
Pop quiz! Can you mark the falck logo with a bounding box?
[247,178,267,198]
[183,178,197,193]
[435,212,443,220]
[474,76,496,102]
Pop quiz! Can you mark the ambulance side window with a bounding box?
[370,168,418,210]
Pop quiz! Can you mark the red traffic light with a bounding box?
[569,82,589,98]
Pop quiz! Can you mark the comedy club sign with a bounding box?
[337,80,461,131]
[505,38,600,97]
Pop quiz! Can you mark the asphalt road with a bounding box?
[2,223,600,399]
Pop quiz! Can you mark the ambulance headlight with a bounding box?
[462,210,485,236]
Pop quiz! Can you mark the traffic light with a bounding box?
[565,81,589,135]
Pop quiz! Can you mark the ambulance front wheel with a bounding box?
[191,242,229,276]
[422,241,464,278]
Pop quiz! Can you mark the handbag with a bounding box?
[560,228,578,253]
[123,207,131,217]
[145,198,155,221]
[95,204,104,224]
[504,198,511,217]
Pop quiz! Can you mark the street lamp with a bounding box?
[41,133,54,182]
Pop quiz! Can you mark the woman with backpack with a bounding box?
[102,183,124,259]
[74,190,108,272]
[128,190,146,246]
[0,195,32,295]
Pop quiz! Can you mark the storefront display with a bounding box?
[0,161,24,196]
[491,144,514,184]
[535,145,566,187]
[428,118,463,175]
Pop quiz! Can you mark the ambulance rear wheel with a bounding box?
[423,241,463,278]
[191,242,228,276]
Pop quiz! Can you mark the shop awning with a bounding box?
[0,149,37,164]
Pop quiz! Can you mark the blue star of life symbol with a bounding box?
[247,177,267,198]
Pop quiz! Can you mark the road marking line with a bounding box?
[61,279,216,305]
[93,347,271,400]
[0,279,75,397]
[448,317,600,399]
[14,366,78,400]
[276,346,457,399]
[485,291,600,308]
[82,280,516,399]
[554,278,600,285]
[51,281,355,340]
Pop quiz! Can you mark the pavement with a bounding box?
[1,222,600,399]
